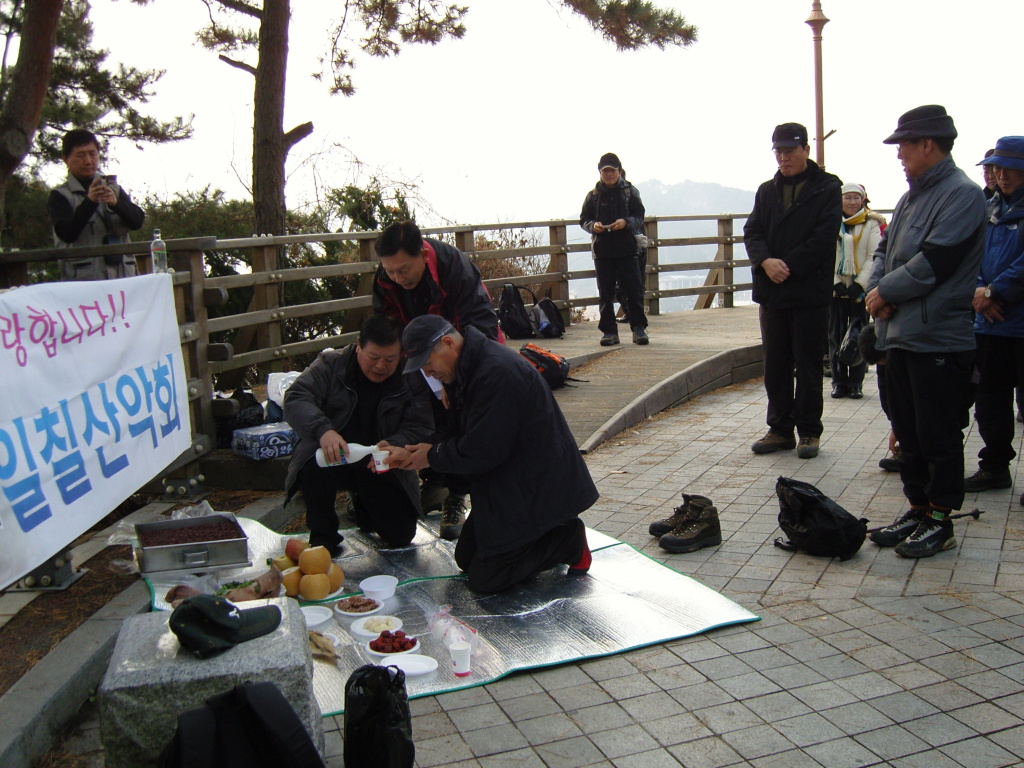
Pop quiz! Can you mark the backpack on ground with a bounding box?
[158,681,326,768]
[773,476,867,560]
[519,343,573,389]
[498,283,564,339]
[344,664,415,768]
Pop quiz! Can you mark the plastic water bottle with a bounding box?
[315,442,376,468]
[151,229,167,274]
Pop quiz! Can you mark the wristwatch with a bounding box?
[984,285,995,299]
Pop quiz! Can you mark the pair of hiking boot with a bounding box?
[420,480,468,541]
[869,507,956,558]
[649,493,722,553]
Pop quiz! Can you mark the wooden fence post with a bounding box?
[251,240,282,376]
[546,223,570,325]
[646,219,660,316]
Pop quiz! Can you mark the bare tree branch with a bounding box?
[218,53,256,74]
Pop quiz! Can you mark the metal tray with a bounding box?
[135,513,251,576]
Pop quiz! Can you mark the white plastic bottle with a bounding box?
[151,229,168,273]
[315,442,376,467]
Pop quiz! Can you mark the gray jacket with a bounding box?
[866,155,986,353]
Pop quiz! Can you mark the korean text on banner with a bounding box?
[0,274,192,590]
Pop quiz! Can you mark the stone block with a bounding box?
[98,597,322,768]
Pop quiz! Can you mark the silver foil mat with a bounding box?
[145,518,759,715]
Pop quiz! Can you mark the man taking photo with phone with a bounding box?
[48,128,146,281]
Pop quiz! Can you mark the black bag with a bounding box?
[773,476,867,560]
[159,681,326,768]
[498,283,536,339]
[534,295,565,338]
[519,343,573,389]
[838,318,864,367]
[344,664,414,768]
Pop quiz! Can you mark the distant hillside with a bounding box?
[636,179,755,218]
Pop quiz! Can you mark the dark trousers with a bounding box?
[759,304,828,438]
[974,333,1024,473]
[454,515,585,593]
[616,248,648,324]
[298,460,418,549]
[424,396,470,496]
[886,348,974,510]
[828,297,868,386]
[595,256,646,334]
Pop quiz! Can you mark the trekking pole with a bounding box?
[866,508,984,533]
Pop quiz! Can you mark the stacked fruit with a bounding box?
[369,630,416,653]
[271,538,344,601]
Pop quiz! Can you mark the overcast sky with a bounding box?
[80,0,1021,228]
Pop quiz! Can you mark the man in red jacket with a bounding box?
[372,221,503,540]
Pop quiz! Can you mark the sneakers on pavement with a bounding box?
[751,431,796,454]
[797,436,820,459]
[600,333,620,346]
[963,468,1013,493]
[870,507,925,547]
[878,453,900,472]
[439,494,468,540]
[632,327,650,345]
[649,493,715,537]
[659,505,722,554]
[895,516,956,558]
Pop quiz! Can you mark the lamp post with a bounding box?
[805,1,830,167]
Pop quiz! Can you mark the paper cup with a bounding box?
[372,448,390,473]
[449,640,472,677]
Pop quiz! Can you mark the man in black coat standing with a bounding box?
[744,123,843,459]
[395,315,598,592]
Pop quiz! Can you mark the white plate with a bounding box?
[350,615,403,638]
[385,654,438,676]
[333,597,383,617]
[319,630,345,650]
[304,583,346,603]
[364,637,420,657]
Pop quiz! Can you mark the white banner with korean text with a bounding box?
[0,274,191,590]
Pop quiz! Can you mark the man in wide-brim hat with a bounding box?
[865,105,987,558]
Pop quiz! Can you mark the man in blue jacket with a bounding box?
[744,123,843,459]
[396,315,598,592]
[963,136,1024,496]
[866,105,987,558]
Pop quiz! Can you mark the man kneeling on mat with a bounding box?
[393,315,597,592]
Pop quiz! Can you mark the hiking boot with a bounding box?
[659,506,722,554]
[632,327,650,345]
[878,453,900,472]
[751,431,796,454]
[439,494,468,540]
[869,507,924,547]
[649,493,715,537]
[831,383,848,399]
[895,516,956,558]
[420,479,448,513]
[600,333,620,346]
[963,468,1013,493]
[847,384,863,399]
[797,436,820,459]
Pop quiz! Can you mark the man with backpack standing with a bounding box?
[373,220,504,540]
[580,152,649,346]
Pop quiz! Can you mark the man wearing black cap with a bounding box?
[744,122,843,459]
[866,105,986,558]
[393,314,598,593]
[580,152,649,346]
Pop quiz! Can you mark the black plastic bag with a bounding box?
[838,318,864,367]
[774,476,867,560]
[344,664,414,768]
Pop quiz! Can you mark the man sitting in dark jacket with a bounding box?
[394,315,598,593]
[372,220,504,540]
[283,315,434,555]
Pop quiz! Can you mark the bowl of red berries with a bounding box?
[365,629,419,657]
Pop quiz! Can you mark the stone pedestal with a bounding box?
[98,597,323,768]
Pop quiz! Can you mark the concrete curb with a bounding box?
[579,344,764,454]
[0,500,287,768]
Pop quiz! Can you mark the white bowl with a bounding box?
[300,605,333,630]
[359,575,398,602]
[350,615,403,638]
[364,636,419,658]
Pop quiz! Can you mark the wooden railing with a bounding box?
[0,213,751,495]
